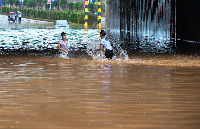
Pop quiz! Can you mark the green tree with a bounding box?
[68,2,73,11]
[35,0,42,10]
[23,0,36,8]
[73,1,83,11]
[23,0,29,7]
[101,2,105,12]
[1,0,8,5]
[52,0,60,10]
[88,2,97,13]
[8,0,15,7]
[59,0,68,11]
[14,0,19,7]
[41,0,47,10]
[27,0,36,8]
[31,0,36,8]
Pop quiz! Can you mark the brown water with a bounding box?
[0,55,200,129]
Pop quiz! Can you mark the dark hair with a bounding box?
[100,30,106,36]
[61,32,66,36]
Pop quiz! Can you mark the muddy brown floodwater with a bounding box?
[0,54,200,129]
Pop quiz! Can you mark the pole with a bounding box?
[98,0,101,28]
[22,4,23,14]
[0,0,2,14]
[84,0,88,29]
[0,0,1,14]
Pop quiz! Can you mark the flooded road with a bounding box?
[1,13,200,129]
[0,55,200,129]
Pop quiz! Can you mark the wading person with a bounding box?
[57,32,70,58]
[15,13,17,23]
[18,12,21,23]
[93,30,113,59]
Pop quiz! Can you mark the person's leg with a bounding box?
[109,50,113,59]
[105,50,109,58]
[105,50,113,59]
[108,50,113,59]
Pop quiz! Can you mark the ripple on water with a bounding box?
[0,48,200,128]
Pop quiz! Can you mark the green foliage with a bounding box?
[59,0,68,11]
[52,11,57,20]
[88,12,97,25]
[56,11,61,20]
[26,8,31,17]
[35,0,42,10]
[23,0,36,8]
[14,0,19,7]
[73,1,83,11]
[50,11,53,19]
[60,11,66,20]
[45,10,50,19]
[64,11,68,20]
[37,10,41,18]
[88,2,97,13]
[1,0,8,5]
[68,2,73,11]
[33,9,37,18]
[52,0,60,10]
[77,12,85,24]
[29,0,36,8]
[8,0,15,7]
[42,10,47,19]
[68,11,76,23]
[23,0,28,7]
[101,2,105,12]
[6,6,9,13]
[0,6,97,25]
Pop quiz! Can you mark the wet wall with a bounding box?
[106,0,200,54]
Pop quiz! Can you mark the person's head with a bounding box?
[100,30,106,38]
[61,32,66,40]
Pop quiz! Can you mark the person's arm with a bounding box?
[93,44,103,54]
[93,39,104,54]
[66,39,70,53]
[57,43,66,52]
[65,46,68,53]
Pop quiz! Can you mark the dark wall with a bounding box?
[176,0,200,42]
